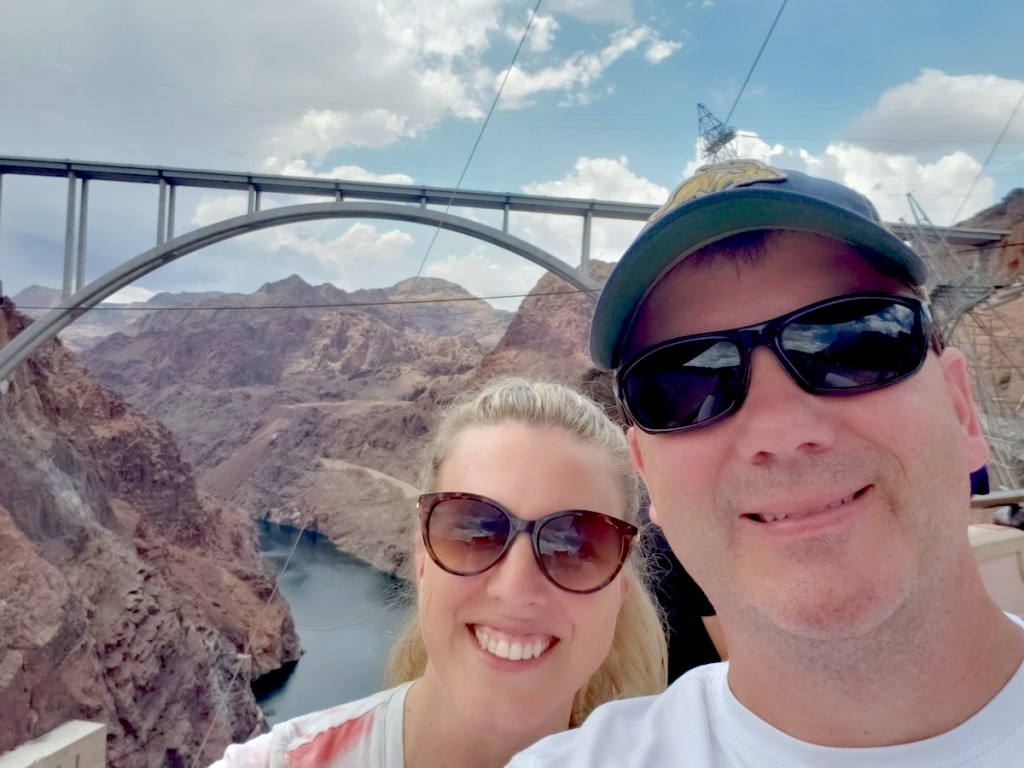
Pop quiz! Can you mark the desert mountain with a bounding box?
[5,186,1024,765]
[958,188,1024,234]
[0,299,299,767]
[10,284,226,351]
[80,268,608,576]
[78,183,1024,554]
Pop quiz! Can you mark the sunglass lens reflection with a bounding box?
[537,513,627,592]
[428,497,510,574]
[781,300,921,390]
[624,339,744,431]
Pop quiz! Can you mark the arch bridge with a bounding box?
[0,156,1009,388]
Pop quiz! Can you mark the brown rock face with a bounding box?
[932,188,1024,286]
[79,276,518,577]
[477,264,610,383]
[0,300,299,767]
[76,270,610,580]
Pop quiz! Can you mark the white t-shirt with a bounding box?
[211,681,411,768]
[510,617,1024,768]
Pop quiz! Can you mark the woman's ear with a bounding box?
[619,568,633,604]
[414,536,426,585]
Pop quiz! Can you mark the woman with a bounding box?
[214,377,667,767]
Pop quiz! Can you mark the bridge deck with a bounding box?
[0,155,1010,243]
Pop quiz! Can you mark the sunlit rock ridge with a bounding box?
[0,300,300,767]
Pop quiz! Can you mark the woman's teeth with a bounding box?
[474,627,551,660]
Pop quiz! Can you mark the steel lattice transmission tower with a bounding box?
[698,104,738,162]
[901,193,1024,491]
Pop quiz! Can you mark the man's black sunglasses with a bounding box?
[616,292,935,434]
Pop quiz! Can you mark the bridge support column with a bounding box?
[581,209,592,276]
[76,179,89,292]
[166,184,176,240]
[63,172,78,299]
[0,173,4,297]
[157,179,168,245]
[249,185,262,213]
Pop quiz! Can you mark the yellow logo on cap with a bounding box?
[648,160,787,223]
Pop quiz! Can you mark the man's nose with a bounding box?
[730,347,837,463]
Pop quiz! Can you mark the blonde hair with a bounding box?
[385,376,667,725]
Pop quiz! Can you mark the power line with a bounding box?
[190,7,546,761]
[949,85,1024,225]
[724,0,789,125]
[399,0,545,298]
[14,287,596,314]
[366,0,544,385]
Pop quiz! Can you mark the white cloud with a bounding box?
[514,156,660,268]
[849,69,1024,155]
[544,0,636,24]
[506,12,560,53]
[425,244,546,309]
[497,25,681,108]
[269,222,417,290]
[686,131,994,227]
[682,68,1022,227]
[645,38,682,64]
[192,195,251,227]
[273,222,413,267]
[524,155,667,202]
[374,0,503,59]
[268,158,415,184]
[267,109,419,160]
[819,145,993,226]
[253,4,680,169]
[0,0,684,187]
[186,191,419,291]
[106,285,157,304]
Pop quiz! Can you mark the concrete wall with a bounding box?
[0,721,105,768]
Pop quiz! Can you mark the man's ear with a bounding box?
[627,426,658,524]
[939,348,990,472]
[627,425,646,476]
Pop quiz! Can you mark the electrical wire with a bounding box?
[724,0,788,126]
[190,4,545,763]
[192,518,311,766]
[14,287,593,314]
[363,0,544,379]
[392,0,545,308]
[949,85,1024,226]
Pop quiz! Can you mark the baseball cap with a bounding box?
[590,159,930,371]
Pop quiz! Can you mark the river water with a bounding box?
[255,521,413,725]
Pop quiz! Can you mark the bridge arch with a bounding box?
[0,201,599,386]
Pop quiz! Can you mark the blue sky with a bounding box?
[1,0,1022,308]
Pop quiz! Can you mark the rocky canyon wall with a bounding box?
[0,299,300,767]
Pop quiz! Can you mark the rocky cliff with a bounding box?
[80,269,607,578]
[10,284,227,352]
[0,299,300,767]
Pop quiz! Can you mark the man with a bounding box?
[647,526,727,679]
[509,160,1024,766]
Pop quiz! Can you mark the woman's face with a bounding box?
[415,422,631,739]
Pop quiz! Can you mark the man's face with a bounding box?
[625,231,989,645]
